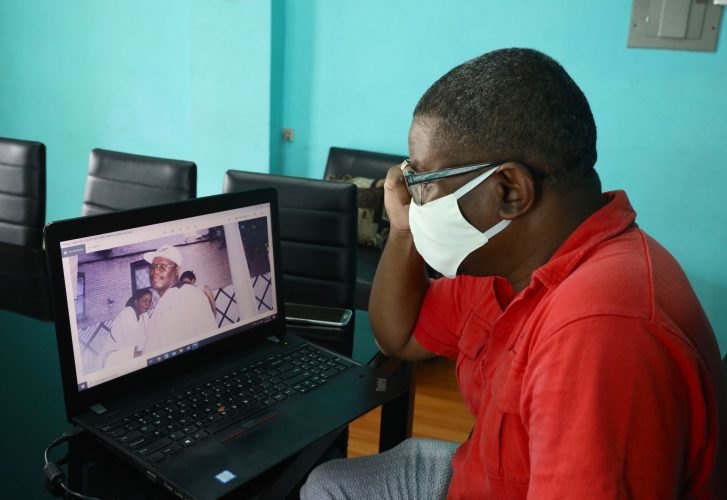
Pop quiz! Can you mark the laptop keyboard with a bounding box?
[99,343,354,465]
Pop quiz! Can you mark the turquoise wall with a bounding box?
[279,0,727,354]
[0,0,272,222]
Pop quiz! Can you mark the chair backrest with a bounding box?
[82,148,197,216]
[324,146,406,181]
[323,150,417,449]
[223,170,358,310]
[0,137,52,320]
[323,147,407,310]
[0,137,45,247]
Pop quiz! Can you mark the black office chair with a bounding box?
[323,147,407,311]
[82,148,197,216]
[323,148,418,450]
[0,137,52,321]
[223,170,358,356]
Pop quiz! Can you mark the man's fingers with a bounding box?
[384,162,412,206]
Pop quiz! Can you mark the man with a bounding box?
[141,244,216,354]
[179,270,217,315]
[302,48,726,499]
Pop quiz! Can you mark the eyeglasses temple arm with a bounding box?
[404,162,500,186]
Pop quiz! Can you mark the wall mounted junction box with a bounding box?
[628,0,723,51]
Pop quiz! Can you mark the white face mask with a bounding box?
[408,168,510,278]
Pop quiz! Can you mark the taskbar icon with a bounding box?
[147,342,200,366]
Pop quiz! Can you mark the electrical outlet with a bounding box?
[282,128,295,142]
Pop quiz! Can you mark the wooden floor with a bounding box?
[347,357,475,457]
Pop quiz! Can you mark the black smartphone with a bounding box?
[285,303,353,327]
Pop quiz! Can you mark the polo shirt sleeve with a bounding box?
[413,276,481,360]
[521,315,714,498]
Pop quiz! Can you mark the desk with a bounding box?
[59,426,345,499]
[0,309,413,499]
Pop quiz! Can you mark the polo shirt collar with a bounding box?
[531,190,637,290]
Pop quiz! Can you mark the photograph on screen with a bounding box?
[62,216,276,380]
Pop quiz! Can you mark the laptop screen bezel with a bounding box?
[44,188,286,420]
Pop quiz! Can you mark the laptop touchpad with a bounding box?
[221,410,318,460]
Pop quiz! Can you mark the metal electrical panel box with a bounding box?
[628,0,723,51]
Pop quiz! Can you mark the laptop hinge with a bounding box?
[90,403,107,414]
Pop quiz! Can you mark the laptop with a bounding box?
[44,188,407,500]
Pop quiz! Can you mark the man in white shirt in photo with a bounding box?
[141,244,217,354]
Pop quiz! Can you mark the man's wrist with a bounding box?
[387,226,413,244]
[383,226,424,266]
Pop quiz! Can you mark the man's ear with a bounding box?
[494,163,536,219]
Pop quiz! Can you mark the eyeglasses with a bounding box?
[149,263,177,272]
[401,159,504,206]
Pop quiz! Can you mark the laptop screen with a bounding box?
[57,201,279,392]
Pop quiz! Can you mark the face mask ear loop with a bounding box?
[482,219,510,240]
[453,167,499,199]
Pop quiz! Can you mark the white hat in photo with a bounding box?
[143,244,183,267]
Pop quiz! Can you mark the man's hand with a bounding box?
[383,162,413,235]
[369,161,434,362]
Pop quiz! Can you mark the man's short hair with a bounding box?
[180,270,196,283]
[414,48,597,189]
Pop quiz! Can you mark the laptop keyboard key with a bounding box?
[182,425,199,435]
[110,427,127,438]
[281,367,302,379]
[119,430,143,443]
[137,437,172,457]
[162,442,183,456]
[284,371,313,386]
[128,436,153,450]
[125,421,141,432]
[102,420,124,432]
[192,430,210,440]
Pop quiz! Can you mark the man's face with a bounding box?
[407,116,508,277]
[407,117,500,227]
[149,256,179,294]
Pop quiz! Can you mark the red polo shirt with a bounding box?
[414,191,726,499]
